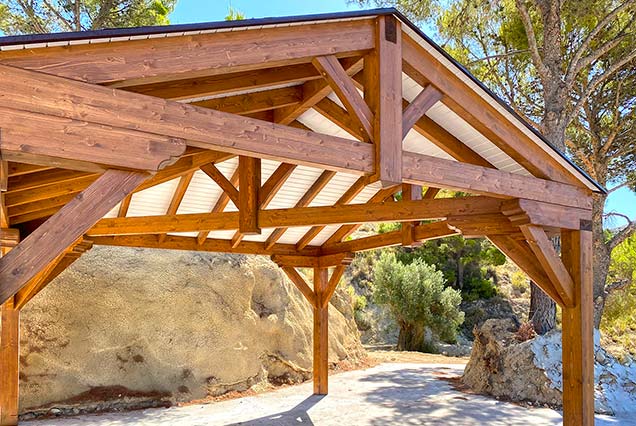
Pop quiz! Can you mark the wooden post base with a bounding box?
[0,300,19,426]
[313,267,328,395]
[561,229,594,426]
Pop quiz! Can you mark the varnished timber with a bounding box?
[118,194,133,218]
[127,63,320,100]
[196,168,240,244]
[0,229,19,248]
[447,214,521,237]
[265,170,337,249]
[157,172,194,243]
[0,298,18,426]
[200,164,239,206]
[0,170,148,305]
[0,107,186,172]
[88,196,503,236]
[272,252,353,269]
[238,157,261,235]
[402,85,442,139]
[0,162,7,192]
[402,34,582,187]
[275,57,364,125]
[487,235,566,306]
[322,185,401,247]
[6,163,52,178]
[314,98,367,141]
[92,235,321,257]
[191,86,302,115]
[0,20,374,86]
[502,199,592,230]
[322,221,457,255]
[281,267,317,307]
[561,229,594,426]
[296,176,369,250]
[322,265,347,308]
[231,162,297,248]
[312,55,374,141]
[313,267,329,395]
[520,225,575,307]
[367,15,402,186]
[7,169,94,193]
[401,183,422,246]
[0,64,372,175]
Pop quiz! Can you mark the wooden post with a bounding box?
[1,239,19,425]
[313,267,329,395]
[238,156,261,235]
[561,228,594,426]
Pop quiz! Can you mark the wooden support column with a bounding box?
[238,156,261,235]
[0,298,18,426]
[0,230,19,426]
[401,183,422,247]
[366,15,403,187]
[313,267,329,395]
[561,228,594,426]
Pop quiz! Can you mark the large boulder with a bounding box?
[463,319,636,415]
[14,246,364,415]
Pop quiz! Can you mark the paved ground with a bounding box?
[25,363,632,426]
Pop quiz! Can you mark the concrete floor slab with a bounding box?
[24,363,632,425]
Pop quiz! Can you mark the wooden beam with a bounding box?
[423,187,440,199]
[0,107,186,173]
[561,229,594,426]
[502,198,592,230]
[401,183,422,247]
[127,63,320,101]
[321,265,347,308]
[275,57,364,125]
[487,235,566,306]
[264,170,337,249]
[519,225,575,307]
[402,85,442,139]
[4,175,98,208]
[157,172,194,243]
[0,298,19,426]
[272,252,353,269]
[447,214,521,238]
[0,170,148,305]
[313,267,329,395]
[312,55,374,141]
[314,98,367,141]
[0,229,19,249]
[402,152,592,209]
[200,164,238,206]
[92,234,321,257]
[1,19,374,85]
[0,161,8,192]
[366,15,403,186]
[191,86,302,115]
[196,168,240,244]
[118,194,133,218]
[296,176,369,250]
[6,163,52,178]
[322,184,401,247]
[322,221,457,255]
[402,34,582,186]
[238,156,261,235]
[281,267,317,308]
[0,64,371,175]
[7,169,93,193]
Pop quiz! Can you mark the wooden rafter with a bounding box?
[157,172,194,243]
[1,19,374,86]
[265,170,337,249]
[0,170,148,304]
[313,55,374,141]
[200,163,239,206]
[196,168,240,245]
[191,86,302,115]
[275,56,364,125]
[402,85,442,139]
[281,267,317,307]
[520,224,575,307]
[296,176,369,250]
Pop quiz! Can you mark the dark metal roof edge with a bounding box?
[0,7,605,193]
[0,8,395,47]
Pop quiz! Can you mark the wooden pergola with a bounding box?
[0,8,602,426]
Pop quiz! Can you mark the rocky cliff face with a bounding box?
[14,247,364,414]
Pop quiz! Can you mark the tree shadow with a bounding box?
[226,394,325,426]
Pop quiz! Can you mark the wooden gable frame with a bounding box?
[0,9,600,426]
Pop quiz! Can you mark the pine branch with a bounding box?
[607,219,636,251]
[515,0,550,81]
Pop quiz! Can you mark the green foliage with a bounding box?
[373,251,464,345]
[601,235,636,356]
[0,0,176,34]
[225,6,245,21]
[397,235,505,300]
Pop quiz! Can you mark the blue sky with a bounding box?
[169,1,636,224]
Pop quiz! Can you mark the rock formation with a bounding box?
[13,246,364,415]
